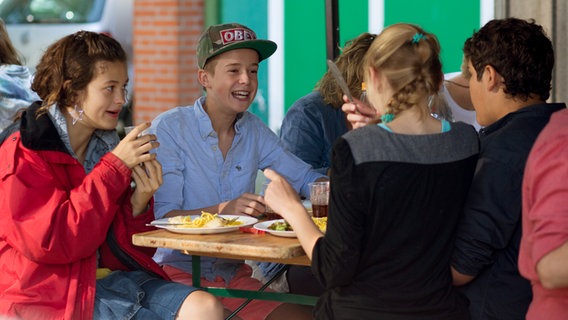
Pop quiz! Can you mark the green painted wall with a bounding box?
[204,0,220,26]
[219,0,271,123]
[283,0,368,112]
[338,0,369,45]
[384,0,480,73]
[283,1,326,111]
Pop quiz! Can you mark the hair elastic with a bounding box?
[412,33,426,44]
[381,113,395,123]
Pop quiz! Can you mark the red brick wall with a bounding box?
[133,0,204,124]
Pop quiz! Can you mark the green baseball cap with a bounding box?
[197,23,277,69]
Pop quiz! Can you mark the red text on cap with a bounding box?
[220,28,256,44]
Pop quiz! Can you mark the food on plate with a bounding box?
[312,217,327,232]
[268,217,327,232]
[268,221,293,231]
[168,212,242,228]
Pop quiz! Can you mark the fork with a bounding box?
[221,216,240,224]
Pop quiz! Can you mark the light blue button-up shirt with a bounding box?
[151,97,325,282]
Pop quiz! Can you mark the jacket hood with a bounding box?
[20,101,70,154]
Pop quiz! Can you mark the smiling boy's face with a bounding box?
[199,48,260,115]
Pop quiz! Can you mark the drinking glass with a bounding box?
[309,181,329,217]
[124,125,151,137]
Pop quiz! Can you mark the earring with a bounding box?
[72,104,84,125]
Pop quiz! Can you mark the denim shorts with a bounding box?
[94,270,199,320]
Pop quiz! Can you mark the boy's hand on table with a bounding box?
[220,193,267,219]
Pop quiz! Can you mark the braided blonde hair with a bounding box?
[364,23,443,118]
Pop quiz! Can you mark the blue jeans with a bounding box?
[256,262,286,280]
[94,270,199,320]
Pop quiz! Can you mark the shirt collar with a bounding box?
[47,104,119,173]
[195,96,216,140]
[194,96,246,140]
[480,102,566,137]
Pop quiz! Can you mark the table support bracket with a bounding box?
[190,257,318,319]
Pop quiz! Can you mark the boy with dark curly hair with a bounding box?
[450,18,566,320]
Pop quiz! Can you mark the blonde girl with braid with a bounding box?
[262,23,478,319]
[365,23,445,133]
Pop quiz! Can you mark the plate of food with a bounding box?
[150,212,257,234]
[253,217,327,238]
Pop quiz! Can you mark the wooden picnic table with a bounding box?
[132,228,316,319]
[132,228,311,266]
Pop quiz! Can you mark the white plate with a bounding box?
[150,215,258,235]
[253,219,296,238]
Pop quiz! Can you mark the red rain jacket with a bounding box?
[0,104,167,320]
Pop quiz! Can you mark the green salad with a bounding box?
[268,221,293,231]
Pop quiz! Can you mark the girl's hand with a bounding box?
[263,169,304,221]
[341,95,380,129]
[264,169,322,260]
[112,122,159,168]
[130,159,163,216]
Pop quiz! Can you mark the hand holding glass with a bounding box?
[124,125,151,137]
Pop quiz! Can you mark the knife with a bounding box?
[326,59,354,103]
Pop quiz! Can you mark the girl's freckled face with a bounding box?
[77,60,128,131]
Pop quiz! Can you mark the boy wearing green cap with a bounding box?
[150,23,322,320]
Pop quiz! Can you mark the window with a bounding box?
[0,0,105,24]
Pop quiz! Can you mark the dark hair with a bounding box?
[318,32,376,108]
[463,18,554,101]
[32,31,127,115]
[0,20,22,65]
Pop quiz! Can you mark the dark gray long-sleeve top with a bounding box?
[312,121,479,320]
